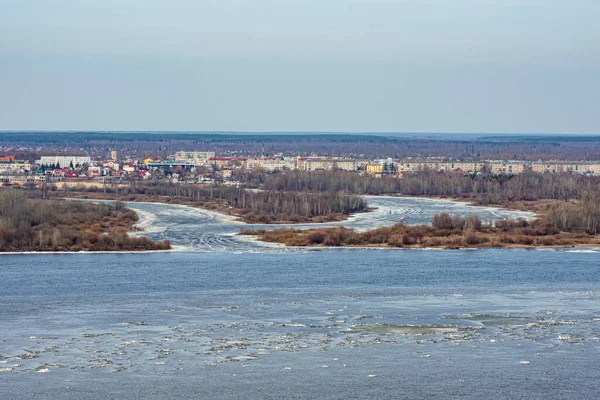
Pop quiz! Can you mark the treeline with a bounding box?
[0,189,170,252]
[541,192,600,233]
[249,169,600,202]
[5,132,600,160]
[68,183,368,223]
[61,169,600,225]
[256,170,600,232]
[241,211,600,249]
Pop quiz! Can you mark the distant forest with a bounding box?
[237,169,599,202]
[3,131,600,160]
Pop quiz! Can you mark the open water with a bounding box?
[1,197,599,399]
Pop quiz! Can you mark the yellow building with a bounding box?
[0,160,32,172]
[366,164,383,174]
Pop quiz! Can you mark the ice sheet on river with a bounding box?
[2,289,599,374]
[125,196,534,253]
[2,243,600,398]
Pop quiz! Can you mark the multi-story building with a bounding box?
[246,157,297,171]
[366,164,383,174]
[529,161,600,174]
[393,159,600,175]
[208,157,247,169]
[0,159,31,172]
[488,162,529,174]
[452,162,485,172]
[581,163,600,175]
[175,151,216,165]
[297,157,362,172]
[37,156,91,167]
[395,161,483,173]
[299,158,335,171]
[333,160,359,172]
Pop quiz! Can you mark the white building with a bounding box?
[37,156,91,167]
[246,157,297,171]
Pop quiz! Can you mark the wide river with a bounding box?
[1,197,599,399]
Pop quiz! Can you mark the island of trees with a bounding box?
[239,178,600,249]
[240,204,600,250]
[0,189,170,252]
[62,183,368,224]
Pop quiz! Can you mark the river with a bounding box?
[0,197,598,399]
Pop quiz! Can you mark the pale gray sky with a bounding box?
[1,0,599,133]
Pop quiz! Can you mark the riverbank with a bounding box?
[239,215,600,250]
[0,189,171,252]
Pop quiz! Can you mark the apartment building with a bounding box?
[297,157,363,172]
[366,164,383,174]
[208,157,247,169]
[246,157,297,171]
[334,160,359,172]
[0,159,32,172]
[37,156,91,167]
[175,151,216,165]
[395,161,483,173]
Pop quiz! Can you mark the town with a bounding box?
[2,148,600,188]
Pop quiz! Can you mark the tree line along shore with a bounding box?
[57,177,369,224]
[233,170,600,249]
[239,211,600,250]
[0,189,171,252]
[53,169,600,229]
[5,168,600,250]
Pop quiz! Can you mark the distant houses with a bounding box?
[3,147,600,190]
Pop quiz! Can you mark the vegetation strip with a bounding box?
[0,189,170,252]
[58,185,368,224]
[240,210,600,249]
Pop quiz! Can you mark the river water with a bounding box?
[1,197,599,399]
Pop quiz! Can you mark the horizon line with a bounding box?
[1,130,599,136]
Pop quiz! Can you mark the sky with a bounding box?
[0,0,599,133]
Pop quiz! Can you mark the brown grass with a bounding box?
[239,213,600,249]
